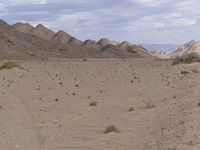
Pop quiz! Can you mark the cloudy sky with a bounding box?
[0,0,200,44]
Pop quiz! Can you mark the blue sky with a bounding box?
[0,0,200,44]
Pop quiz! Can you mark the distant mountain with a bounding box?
[172,40,200,57]
[13,23,55,40]
[0,19,10,28]
[12,22,33,33]
[0,19,54,59]
[0,19,156,59]
[142,44,179,53]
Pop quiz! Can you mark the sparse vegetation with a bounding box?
[0,62,20,70]
[192,69,199,73]
[142,98,156,109]
[181,70,190,75]
[75,84,79,87]
[104,125,120,134]
[89,101,97,106]
[128,107,135,112]
[55,98,59,102]
[172,53,200,65]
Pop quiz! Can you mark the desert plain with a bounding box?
[0,58,200,150]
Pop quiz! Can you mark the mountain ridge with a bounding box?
[0,19,156,59]
[172,40,200,57]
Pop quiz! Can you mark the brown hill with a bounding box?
[12,22,34,33]
[13,23,55,41]
[99,42,153,58]
[172,40,200,57]
[0,19,10,28]
[51,30,72,44]
[29,24,55,40]
[97,38,111,47]
[0,27,56,59]
[50,30,83,58]
[0,19,155,59]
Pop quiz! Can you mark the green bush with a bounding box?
[172,53,200,65]
[0,62,20,70]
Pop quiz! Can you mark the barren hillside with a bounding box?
[0,19,155,59]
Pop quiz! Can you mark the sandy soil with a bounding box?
[0,58,200,150]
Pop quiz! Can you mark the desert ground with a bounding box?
[0,58,200,150]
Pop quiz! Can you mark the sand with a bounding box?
[0,58,200,150]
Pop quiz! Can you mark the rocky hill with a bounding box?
[142,43,179,53]
[172,40,200,57]
[0,19,155,59]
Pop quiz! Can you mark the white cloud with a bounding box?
[0,2,8,15]
[132,0,172,6]
[173,18,197,26]
[154,22,165,28]
[8,0,48,5]
[1,0,200,44]
[38,0,48,5]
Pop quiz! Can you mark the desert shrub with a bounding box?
[172,53,200,65]
[89,101,97,106]
[192,69,199,73]
[82,58,87,61]
[104,125,120,134]
[128,107,135,112]
[181,70,190,75]
[142,98,156,109]
[0,62,20,70]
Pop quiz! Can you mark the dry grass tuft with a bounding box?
[172,53,200,65]
[55,98,59,102]
[89,101,97,107]
[181,70,190,75]
[0,62,20,70]
[128,107,135,112]
[75,84,79,87]
[192,69,199,73]
[142,98,156,109]
[104,125,120,134]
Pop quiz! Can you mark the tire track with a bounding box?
[2,87,45,150]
